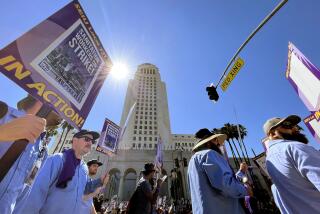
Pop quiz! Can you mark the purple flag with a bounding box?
[154,136,164,171]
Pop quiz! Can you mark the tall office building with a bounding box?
[119,63,172,150]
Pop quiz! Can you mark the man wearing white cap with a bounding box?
[263,115,320,214]
[188,128,251,214]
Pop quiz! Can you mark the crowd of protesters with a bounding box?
[91,197,191,214]
[187,115,320,214]
[0,94,320,214]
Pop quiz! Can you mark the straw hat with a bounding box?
[192,133,227,152]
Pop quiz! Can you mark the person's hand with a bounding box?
[157,178,163,187]
[0,114,46,143]
[94,187,102,195]
[101,173,110,187]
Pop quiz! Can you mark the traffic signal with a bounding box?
[206,85,219,101]
[174,158,180,168]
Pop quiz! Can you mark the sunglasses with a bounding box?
[80,136,96,144]
[279,122,294,129]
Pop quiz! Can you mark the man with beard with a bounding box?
[127,163,163,214]
[81,159,105,214]
[188,128,252,214]
[263,115,320,213]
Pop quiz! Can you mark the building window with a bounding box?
[139,137,141,141]
[139,131,142,134]
[144,131,147,134]
[149,137,152,141]
[155,137,158,141]
[144,126,147,129]
[138,143,141,148]
[133,137,136,141]
[144,137,147,141]
[133,143,136,147]
[149,144,152,148]
[134,130,137,134]
[134,126,137,129]
[144,143,146,148]
[149,131,152,135]
[139,126,142,129]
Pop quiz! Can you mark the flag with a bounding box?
[119,102,137,144]
[154,136,164,172]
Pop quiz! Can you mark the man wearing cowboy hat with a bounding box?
[20,130,109,214]
[127,163,163,214]
[263,115,320,213]
[188,128,251,214]
[0,94,61,213]
[81,159,104,214]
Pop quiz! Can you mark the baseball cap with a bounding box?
[73,129,100,140]
[87,159,103,167]
[263,115,301,135]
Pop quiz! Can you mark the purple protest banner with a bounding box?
[0,1,112,129]
[304,113,320,144]
[96,118,121,156]
[286,42,320,114]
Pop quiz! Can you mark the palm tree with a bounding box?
[213,127,239,169]
[58,122,74,152]
[238,124,251,163]
[232,124,248,164]
[46,126,59,140]
[52,121,71,153]
[223,123,243,164]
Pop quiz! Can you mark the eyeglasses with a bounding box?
[80,136,96,144]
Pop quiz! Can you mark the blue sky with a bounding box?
[1,0,320,156]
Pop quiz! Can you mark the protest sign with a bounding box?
[286,42,320,113]
[0,1,112,129]
[304,113,320,144]
[252,152,270,178]
[97,118,121,155]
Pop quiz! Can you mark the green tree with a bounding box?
[223,123,243,164]
[58,122,74,152]
[212,126,239,169]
